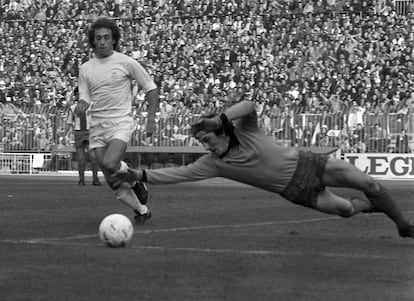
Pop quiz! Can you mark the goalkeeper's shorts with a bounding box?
[280,151,328,208]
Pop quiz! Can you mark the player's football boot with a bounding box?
[398,223,414,238]
[132,181,148,205]
[134,209,151,225]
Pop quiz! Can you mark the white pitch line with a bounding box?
[1,216,342,244]
[137,245,387,259]
[0,239,388,260]
[136,216,343,234]
[2,211,414,245]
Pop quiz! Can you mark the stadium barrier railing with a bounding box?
[0,152,61,174]
[0,111,413,173]
[393,0,414,15]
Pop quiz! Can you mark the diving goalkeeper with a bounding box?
[111,99,414,239]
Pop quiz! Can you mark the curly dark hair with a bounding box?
[191,113,234,137]
[88,17,121,51]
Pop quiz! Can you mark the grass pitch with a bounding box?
[0,175,413,301]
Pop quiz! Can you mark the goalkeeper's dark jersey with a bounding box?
[146,112,299,194]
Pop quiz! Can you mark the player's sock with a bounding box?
[365,183,410,228]
[115,183,149,215]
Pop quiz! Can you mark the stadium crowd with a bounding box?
[0,0,413,154]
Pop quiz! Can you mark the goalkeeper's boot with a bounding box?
[398,223,414,238]
[132,181,148,205]
[134,209,151,225]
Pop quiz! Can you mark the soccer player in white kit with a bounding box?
[111,99,414,238]
[75,17,157,224]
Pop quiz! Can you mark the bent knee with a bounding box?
[362,178,382,196]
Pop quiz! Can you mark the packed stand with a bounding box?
[0,0,413,153]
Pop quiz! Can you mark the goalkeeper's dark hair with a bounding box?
[191,113,234,137]
[88,17,121,51]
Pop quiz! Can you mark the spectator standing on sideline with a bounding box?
[111,99,414,239]
[75,17,158,224]
[396,129,410,153]
[64,87,101,186]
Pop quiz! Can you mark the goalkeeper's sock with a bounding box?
[365,183,409,228]
[115,183,149,214]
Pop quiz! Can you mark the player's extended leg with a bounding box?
[93,141,150,224]
[123,160,148,205]
[117,161,150,224]
[323,157,414,238]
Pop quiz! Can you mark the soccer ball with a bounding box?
[99,214,134,247]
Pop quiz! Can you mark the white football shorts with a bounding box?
[89,116,134,149]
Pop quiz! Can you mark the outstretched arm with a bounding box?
[109,155,218,187]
